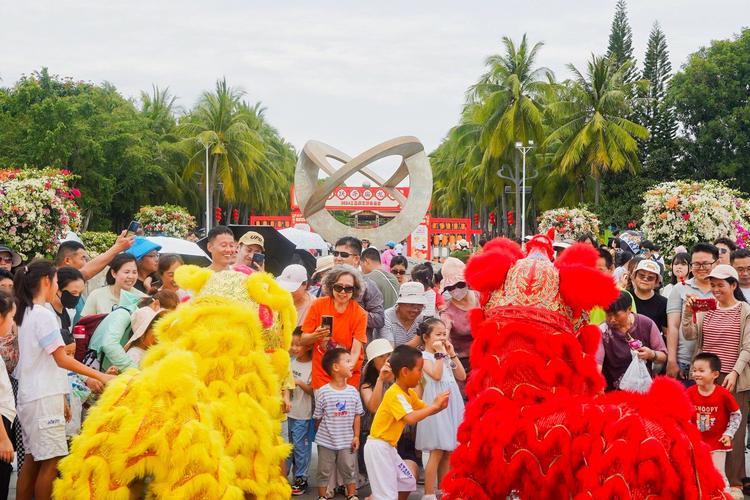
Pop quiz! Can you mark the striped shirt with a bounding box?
[378,307,424,346]
[313,384,363,450]
[702,303,743,374]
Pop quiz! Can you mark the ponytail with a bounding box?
[13,260,56,325]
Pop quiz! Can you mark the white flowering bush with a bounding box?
[641,180,750,255]
[0,168,82,260]
[135,205,196,238]
[538,207,600,241]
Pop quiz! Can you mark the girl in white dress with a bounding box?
[415,318,466,500]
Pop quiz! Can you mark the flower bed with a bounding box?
[641,180,750,255]
[0,168,82,260]
[537,207,600,241]
[135,205,196,238]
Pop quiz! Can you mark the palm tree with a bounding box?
[472,35,552,163]
[433,35,552,236]
[544,54,648,204]
[177,78,265,226]
[140,85,179,137]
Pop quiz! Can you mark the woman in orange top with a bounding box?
[301,265,368,389]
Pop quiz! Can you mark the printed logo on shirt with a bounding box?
[333,400,348,417]
[696,408,718,432]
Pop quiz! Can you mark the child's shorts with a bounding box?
[364,437,416,499]
[17,394,67,461]
[317,445,357,486]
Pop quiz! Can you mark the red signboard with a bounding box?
[291,186,410,212]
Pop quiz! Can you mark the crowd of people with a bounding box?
[1,226,750,499]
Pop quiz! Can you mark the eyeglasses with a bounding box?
[719,248,729,254]
[391,269,406,276]
[144,253,160,259]
[333,284,355,294]
[332,251,359,259]
[735,266,750,274]
[691,261,716,269]
[0,257,12,264]
[443,282,467,293]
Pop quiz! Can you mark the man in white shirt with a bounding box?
[731,248,750,302]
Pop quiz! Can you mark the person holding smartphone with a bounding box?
[682,264,750,490]
[236,231,265,273]
[300,265,367,391]
[666,242,719,382]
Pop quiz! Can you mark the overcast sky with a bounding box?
[1,0,746,166]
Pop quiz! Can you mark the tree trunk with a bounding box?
[594,176,601,205]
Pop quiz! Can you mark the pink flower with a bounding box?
[681,213,691,221]
[258,305,274,328]
[70,188,81,198]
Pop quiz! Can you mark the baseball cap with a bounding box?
[125,237,161,261]
[396,281,427,305]
[276,264,308,292]
[457,239,470,249]
[239,231,264,250]
[709,264,739,281]
[0,245,22,267]
[634,259,662,277]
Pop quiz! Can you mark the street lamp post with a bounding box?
[515,140,534,242]
[204,143,211,232]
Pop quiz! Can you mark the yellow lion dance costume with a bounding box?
[54,266,296,499]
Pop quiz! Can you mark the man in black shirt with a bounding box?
[631,259,668,334]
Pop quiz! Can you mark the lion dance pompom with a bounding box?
[443,233,729,500]
[55,266,296,499]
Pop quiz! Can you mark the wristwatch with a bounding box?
[434,352,447,360]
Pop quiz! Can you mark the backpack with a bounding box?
[72,306,130,369]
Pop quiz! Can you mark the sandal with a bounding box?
[346,496,359,500]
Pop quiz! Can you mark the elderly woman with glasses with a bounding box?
[439,257,479,398]
[301,265,368,389]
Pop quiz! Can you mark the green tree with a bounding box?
[0,69,167,230]
[178,78,296,227]
[544,55,649,205]
[432,35,551,236]
[638,22,677,178]
[606,0,638,84]
[668,28,750,192]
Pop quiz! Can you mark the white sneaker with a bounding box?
[727,487,744,500]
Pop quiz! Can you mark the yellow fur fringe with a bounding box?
[54,266,296,499]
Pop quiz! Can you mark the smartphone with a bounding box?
[692,298,717,312]
[252,253,265,266]
[126,220,141,237]
[321,315,334,332]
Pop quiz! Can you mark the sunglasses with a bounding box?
[333,284,355,294]
[332,250,359,259]
[0,257,12,264]
[443,282,467,293]
[391,269,406,276]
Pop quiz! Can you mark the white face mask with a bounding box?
[450,287,469,301]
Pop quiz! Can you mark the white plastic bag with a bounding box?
[618,350,652,393]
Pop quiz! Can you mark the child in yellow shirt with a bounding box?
[364,345,449,500]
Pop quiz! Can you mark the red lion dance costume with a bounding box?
[442,232,728,500]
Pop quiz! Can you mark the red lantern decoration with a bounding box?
[232,208,239,224]
[507,211,514,226]
[215,207,223,223]
[473,213,479,226]
[489,212,496,226]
